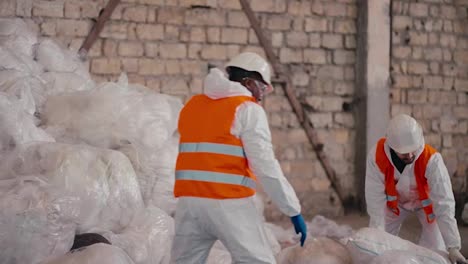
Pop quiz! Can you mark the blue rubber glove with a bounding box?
[290,214,307,247]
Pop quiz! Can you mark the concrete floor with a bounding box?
[333,213,468,257]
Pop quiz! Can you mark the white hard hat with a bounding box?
[225,52,273,92]
[386,114,425,154]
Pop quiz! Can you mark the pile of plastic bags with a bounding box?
[0,18,179,264]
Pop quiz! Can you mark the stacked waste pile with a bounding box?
[0,18,454,264]
[0,18,177,264]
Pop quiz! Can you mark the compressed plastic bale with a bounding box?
[277,237,352,264]
[0,75,37,114]
[0,18,38,57]
[308,215,354,240]
[370,250,444,264]
[0,46,44,75]
[140,135,179,215]
[265,222,297,248]
[44,243,135,264]
[35,38,90,79]
[0,176,77,264]
[42,80,183,208]
[100,206,174,264]
[0,93,54,152]
[41,71,95,95]
[345,228,448,264]
[0,142,144,233]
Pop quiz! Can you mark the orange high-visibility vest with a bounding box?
[174,94,257,199]
[375,138,437,223]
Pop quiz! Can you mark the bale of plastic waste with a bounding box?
[370,250,446,264]
[42,76,182,212]
[0,93,54,152]
[44,243,135,264]
[0,176,77,264]
[0,142,144,233]
[346,228,448,264]
[308,215,354,241]
[35,38,90,79]
[0,46,44,75]
[100,206,174,264]
[277,237,352,264]
[0,18,38,57]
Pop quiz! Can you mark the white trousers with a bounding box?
[385,207,446,251]
[171,196,276,264]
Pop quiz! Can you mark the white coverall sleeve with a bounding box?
[426,153,461,250]
[232,102,301,217]
[365,145,387,230]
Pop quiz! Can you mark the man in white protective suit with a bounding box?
[171,52,307,264]
[365,114,466,264]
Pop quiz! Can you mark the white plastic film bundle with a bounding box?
[346,228,449,264]
[0,93,54,152]
[42,77,182,213]
[0,18,38,57]
[0,142,144,233]
[308,215,354,241]
[370,250,444,264]
[100,206,174,264]
[277,237,352,264]
[0,176,77,264]
[44,243,135,264]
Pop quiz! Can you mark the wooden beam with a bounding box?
[78,0,121,58]
[239,0,345,205]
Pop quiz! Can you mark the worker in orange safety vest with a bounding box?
[365,114,466,264]
[171,52,307,264]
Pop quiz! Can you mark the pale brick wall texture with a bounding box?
[3,0,465,221]
[391,0,468,193]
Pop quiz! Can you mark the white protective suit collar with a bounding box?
[203,68,253,99]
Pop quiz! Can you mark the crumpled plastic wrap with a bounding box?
[0,18,38,57]
[0,93,54,152]
[346,228,449,264]
[0,142,144,233]
[277,237,352,264]
[100,206,174,264]
[370,250,442,264]
[42,76,182,212]
[308,215,354,241]
[35,38,90,79]
[44,243,135,264]
[0,46,44,75]
[0,176,77,264]
[266,215,354,249]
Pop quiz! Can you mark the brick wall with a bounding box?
[391,0,468,192]
[3,0,357,221]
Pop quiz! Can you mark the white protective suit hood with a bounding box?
[203,68,252,99]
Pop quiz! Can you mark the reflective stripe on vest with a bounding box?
[375,137,437,223]
[176,170,256,189]
[179,142,246,158]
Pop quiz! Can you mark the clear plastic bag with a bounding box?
[0,18,38,57]
[35,38,90,79]
[42,77,183,212]
[0,176,77,264]
[346,228,448,264]
[0,142,144,233]
[277,237,352,264]
[0,93,54,152]
[100,206,174,264]
[370,250,441,264]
